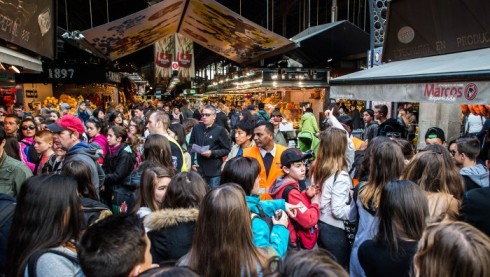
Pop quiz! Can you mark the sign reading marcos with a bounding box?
[331,81,490,104]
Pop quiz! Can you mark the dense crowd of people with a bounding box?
[0,99,489,277]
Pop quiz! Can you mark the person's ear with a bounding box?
[128,265,141,277]
[282,166,289,174]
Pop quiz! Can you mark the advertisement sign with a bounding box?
[180,0,294,64]
[0,0,54,58]
[383,0,490,62]
[16,64,106,84]
[82,0,185,60]
[331,81,490,104]
[83,0,294,64]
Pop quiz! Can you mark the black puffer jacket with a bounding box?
[144,208,199,264]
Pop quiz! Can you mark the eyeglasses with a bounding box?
[449,150,457,156]
[202,113,214,117]
[21,125,36,130]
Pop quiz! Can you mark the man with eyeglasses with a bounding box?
[449,137,489,191]
[189,105,230,188]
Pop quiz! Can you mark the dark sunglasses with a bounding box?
[21,125,36,130]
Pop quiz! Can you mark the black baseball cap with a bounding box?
[425,127,445,142]
[281,148,312,166]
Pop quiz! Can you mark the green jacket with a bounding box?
[299,112,319,134]
[0,151,32,197]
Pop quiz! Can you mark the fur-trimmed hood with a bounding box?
[144,208,199,230]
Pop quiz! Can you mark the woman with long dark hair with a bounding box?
[133,165,175,218]
[102,125,136,212]
[179,184,277,276]
[349,140,406,277]
[143,134,173,169]
[62,160,112,227]
[144,172,208,263]
[358,180,428,277]
[7,175,83,277]
[221,157,291,258]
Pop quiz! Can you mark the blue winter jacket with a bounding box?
[246,195,289,258]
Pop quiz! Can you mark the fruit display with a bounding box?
[461,104,490,116]
[59,94,78,114]
[42,96,59,108]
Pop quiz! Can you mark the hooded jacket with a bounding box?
[64,142,105,193]
[144,208,199,264]
[460,164,489,191]
[246,195,289,258]
[269,175,320,249]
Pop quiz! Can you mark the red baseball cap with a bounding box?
[46,115,85,135]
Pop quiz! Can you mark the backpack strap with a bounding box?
[0,201,15,229]
[281,185,296,202]
[252,204,273,231]
[27,249,79,277]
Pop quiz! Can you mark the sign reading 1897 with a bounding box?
[47,68,75,79]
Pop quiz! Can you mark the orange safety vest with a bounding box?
[243,144,287,200]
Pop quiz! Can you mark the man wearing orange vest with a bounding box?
[244,121,287,200]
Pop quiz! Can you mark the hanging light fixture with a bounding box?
[10,65,20,73]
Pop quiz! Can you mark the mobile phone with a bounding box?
[274,210,283,220]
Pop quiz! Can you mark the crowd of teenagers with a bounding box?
[0,99,489,277]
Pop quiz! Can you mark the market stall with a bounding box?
[330,47,490,146]
[204,68,329,127]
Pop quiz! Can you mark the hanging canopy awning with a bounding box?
[81,0,296,64]
[330,48,490,104]
[287,20,370,66]
[0,46,43,72]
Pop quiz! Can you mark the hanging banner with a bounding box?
[82,0,294,64]
[180,0,295,64]
[176,33,194,82]
[0,0,54,59]
[155,36,174,82]
[82,0,185,60]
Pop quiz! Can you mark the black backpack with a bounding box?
[378,118,407,138]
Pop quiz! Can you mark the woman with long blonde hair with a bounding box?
[310,110,353,269]
[349,140,405,277]
[179,184,276,277]
[402,150,464,222]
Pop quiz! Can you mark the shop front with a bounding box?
[330,47,490,147]
[203,68,329,128]
[15,63,121,113]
